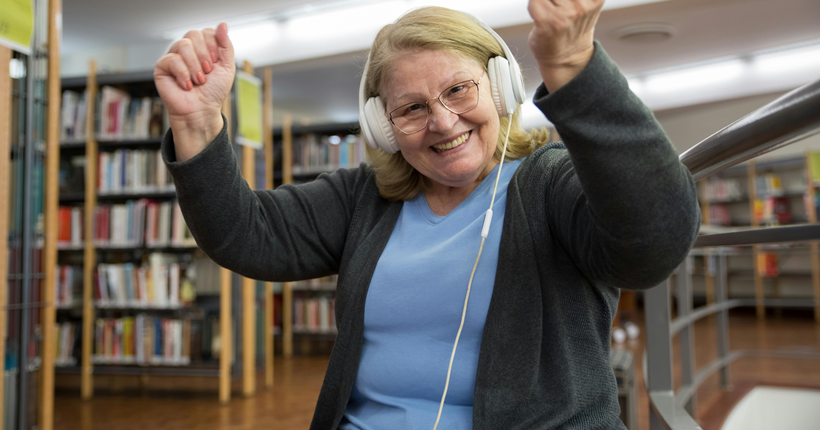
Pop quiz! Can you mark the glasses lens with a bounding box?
[390,102,428,134]
[441,80,478,114]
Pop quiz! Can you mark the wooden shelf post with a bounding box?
[805,151,820,324]
[240,61,257,398]
[0,44,13,427]
[282,113,293,358]
[220,93,233,404]
[263,67,274,388]
[41,0,62,426]
[747,161,766,320]
[81,61,98,400]
[699,180,716,306]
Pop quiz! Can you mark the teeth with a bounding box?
[433,132,470,153]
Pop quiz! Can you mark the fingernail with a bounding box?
[186,80,193,91]
[197,71,206,84]
[211,51,217,63]
[202,61,212,74]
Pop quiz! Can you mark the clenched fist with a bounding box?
[154,22,236,162]
[527,0,605,92]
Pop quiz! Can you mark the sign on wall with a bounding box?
[0,0,33,54]
[235,71,263,149]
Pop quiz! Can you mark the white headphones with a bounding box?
[358,13,526,154]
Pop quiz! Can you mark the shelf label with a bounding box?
[0,0,33,54]
[235,71,263,149]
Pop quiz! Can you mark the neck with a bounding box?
[424,159,499,216]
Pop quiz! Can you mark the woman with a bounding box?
[154,1,700,429]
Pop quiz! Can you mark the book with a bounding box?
[93,315,194,365]
[93,254,194,308]
[97,149,174,194]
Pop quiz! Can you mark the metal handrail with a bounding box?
[644,77,820,430]
[680,78,820,181]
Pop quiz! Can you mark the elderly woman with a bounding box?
[154,1,699,429]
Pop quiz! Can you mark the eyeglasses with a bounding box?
[387,77,482,135]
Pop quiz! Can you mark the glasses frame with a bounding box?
[387,77,483,135]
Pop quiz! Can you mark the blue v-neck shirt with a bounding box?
[340,158,525,430]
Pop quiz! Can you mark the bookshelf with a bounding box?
[697,155,820,322]
[54,59,276,403]
[1,0,62,428]
[272,118,366,357]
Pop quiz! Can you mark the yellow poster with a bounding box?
[0,0,33,54]
[808,152,820,186]
[236,71,263,149]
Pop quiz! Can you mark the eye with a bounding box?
[402,103,425,116]
[448,85,465,96]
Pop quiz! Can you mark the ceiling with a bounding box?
[61,0,820,126]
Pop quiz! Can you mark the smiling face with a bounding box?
[382,49,500,192]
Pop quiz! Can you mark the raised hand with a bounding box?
[154,22,236,162]
[527,0,605,92]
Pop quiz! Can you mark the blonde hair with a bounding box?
[363,6,550,201]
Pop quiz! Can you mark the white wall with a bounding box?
[60,41,170,77]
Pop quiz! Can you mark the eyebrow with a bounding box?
[391,70,476,107]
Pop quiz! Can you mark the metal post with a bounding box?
[644,278,673,430]
[677,258,696,414]
[716,251,731,389]
[18,27,36,430]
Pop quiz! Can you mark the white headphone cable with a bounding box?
[432,115,514,430]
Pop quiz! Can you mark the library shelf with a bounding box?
[55,363,221,377]
[60,137,164,151]
[290,282,336,292]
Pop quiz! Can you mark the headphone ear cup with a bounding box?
[488,57,517,118]
[364,96,400,154]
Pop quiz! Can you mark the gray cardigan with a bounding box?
[162,43,700,429]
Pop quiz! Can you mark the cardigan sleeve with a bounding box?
[161,117,367,282]
[533,42,701,290]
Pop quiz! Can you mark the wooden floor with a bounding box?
[54,308,820,430]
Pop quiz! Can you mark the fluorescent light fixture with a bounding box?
[283,0,404,42]
[645,59,745,94]
[231,21,280,57]
[752,42,820,75]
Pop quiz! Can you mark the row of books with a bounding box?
[57,200,195,249]
[62,315,226,366]
[98,149,174,194]
[754,196,793,225]
[8,156,45,238]
[291,133,366,174]
[711,196,794,226]
[757,253,779,277]
[293,296,336,333]
[56,323,78,366]
[702,178,744,202]
[57,207,83,247]
[94,316,191,365]
[61,88,168,142]
[94,254,195,308]
[56,266,82,308]
[755,174,785,197]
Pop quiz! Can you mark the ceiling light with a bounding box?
[752,42,820,75]
[230,21,280,58]
[645,59,745,93]
[613,23,675,44]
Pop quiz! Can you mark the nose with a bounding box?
[426,101,459,134]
